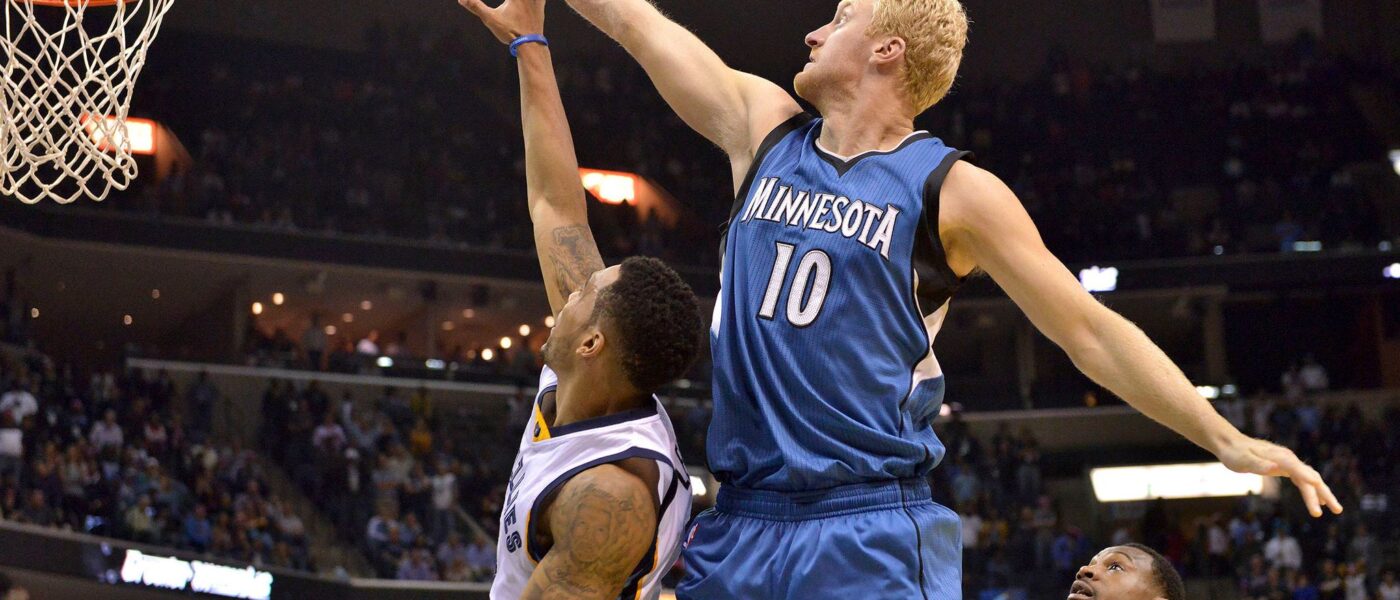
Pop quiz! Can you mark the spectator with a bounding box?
[1299,355,1329,393]
[1293,571,1320,600]
[1379,571,1399,600]
[125,494,155,543]
[1206,516,1230,576]
[396,548,438,581]
[365,504,399,549]
[16,490,54,527]
[1263,522,1302,571]
[1318,560,1343,598]
[428,461,457,541]
[303,316,327,371]
[1343,562,1367,600]
[312,412,347,455]
[408,418,433,458]
[357,331,381,357]
[443,558,472,583]
[0,380,36,425]
[465,533,495,581]
[1346,523,1377,577]
[185,504,213,551]
[0,415,21,482]
[88,410,123,452]
[436,532,470,569]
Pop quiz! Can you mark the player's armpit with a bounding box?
[520,464,656,600]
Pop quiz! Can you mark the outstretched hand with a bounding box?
[459,0,547,45]
[1216,436,1343,518]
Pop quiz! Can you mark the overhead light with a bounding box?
[442,321,455,331]
[150,289,160,300]
[342,313,354,323]
[481,348,495,361]
[500,337,513,350]
[360,300,373,311]
[1079,266,1119,293]
[376,357,393,368]
[519,324,531,337]
[1221,384,1238,396]
[123,315,133,326]
[1384,263,1400,280]
[1390,149,1400,177]
[1196,386,1220,399]
[272,292,285,306]
[1292,241,1322,252]
[251,302,264,315]
[544,316,556,328]
[1090,462,1264,502]
[462,309,475,319]
[29,308,38,319]
[579,168,638,205]
[425,359,446,370]
[324,325,337,336]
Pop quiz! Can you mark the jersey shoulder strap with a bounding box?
[913,150,974,314]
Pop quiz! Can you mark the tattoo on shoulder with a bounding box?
[548,225,605,299]
[526,475,653,598]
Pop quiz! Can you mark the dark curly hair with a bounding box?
[1124,543,1185,600]
[593,256,703,393]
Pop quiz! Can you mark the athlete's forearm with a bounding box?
[562,0,783,157]
[1069,309,1245,456]
[517,44,604,314]
[518,45,586,210]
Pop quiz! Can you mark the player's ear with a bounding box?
[872,36,905,66]
[576,327,605,359]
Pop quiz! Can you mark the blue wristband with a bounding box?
[510,34,549,57]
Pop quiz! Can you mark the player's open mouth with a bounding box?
[1068,580,1095,599]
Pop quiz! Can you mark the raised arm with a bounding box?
[462,0,604,315]
[563,0,803,187]
[938,162,1344,518]
[520,465,656,600]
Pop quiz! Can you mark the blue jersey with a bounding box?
[709,114,970,492]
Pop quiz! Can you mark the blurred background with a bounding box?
[0,0,1398,598]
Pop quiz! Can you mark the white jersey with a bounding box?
[490,366,692,600]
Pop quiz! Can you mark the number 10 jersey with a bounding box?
[708,113,971,493]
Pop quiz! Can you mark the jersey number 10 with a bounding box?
[759,242,832,327]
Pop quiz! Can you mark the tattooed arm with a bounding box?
[521,464,656,600]
[462,0,604,315]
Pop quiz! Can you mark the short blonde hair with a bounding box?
[868,0,968,113]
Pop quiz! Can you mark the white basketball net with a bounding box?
[1,0,173,204]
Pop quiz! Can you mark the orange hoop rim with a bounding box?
[21,0,137,6]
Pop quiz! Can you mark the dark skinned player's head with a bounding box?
[542,257,703,399]
[1068,544,1186,600]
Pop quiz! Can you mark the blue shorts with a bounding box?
[677,478,962,600]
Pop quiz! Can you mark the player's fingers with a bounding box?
[458,0,489,16]
[1314,475,1344,515]
[1297,479,1321,518]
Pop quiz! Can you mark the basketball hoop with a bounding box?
[1,0,174,204]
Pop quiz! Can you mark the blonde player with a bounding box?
[459,0,703,598]
[557,0,1344,597]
